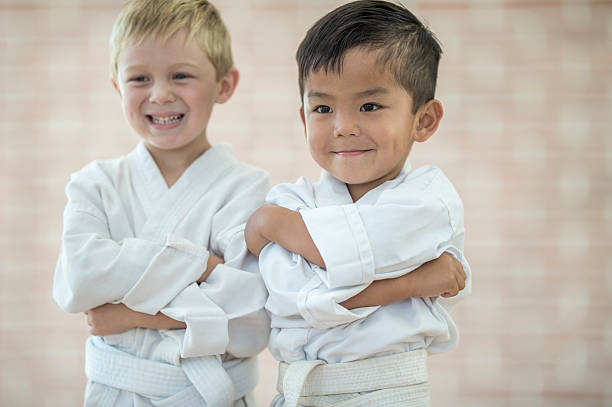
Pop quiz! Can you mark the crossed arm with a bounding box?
[86,205,466,335]
[85,253,224,335]
[245,205,466,307]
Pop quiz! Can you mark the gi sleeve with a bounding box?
[53,174,207,314]
[160,169,271,358]
[300,170,467,289]
[296,275,379,329]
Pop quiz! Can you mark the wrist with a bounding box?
[129,307,150,329]
[401,272,421,298]
[198,255,223,283]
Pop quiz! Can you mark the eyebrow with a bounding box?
[122,62,199,73]
[356,87,389,97]
[122,64,147,73]
[306,87,389,99]
[306,91,332,99]
[169,62,199,70]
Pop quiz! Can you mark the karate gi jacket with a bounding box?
[53,142,270,405]
[260,160,471,364]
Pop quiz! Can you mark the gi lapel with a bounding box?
[129,142,236,242]
[314,170,353,208]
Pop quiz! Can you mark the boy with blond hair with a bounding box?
[53,0,270,405]
[245,1,471,406]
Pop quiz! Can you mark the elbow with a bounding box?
[55,297,84,314]
[53,281,86,313]
[53,255,99,313]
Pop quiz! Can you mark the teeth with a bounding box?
[150,115,182,125]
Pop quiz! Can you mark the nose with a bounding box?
[149,81,175,104]
[333,112,360,137]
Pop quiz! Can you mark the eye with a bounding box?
[174,73,190,80]
[360,103,381,112]
[129,75,149,83]
[314,105,333,114]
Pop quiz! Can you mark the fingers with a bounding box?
[456,271,466,291]
[457,260,467,281]
[448,253,466,291]
[441,271,464,298]
[446,252,466,279]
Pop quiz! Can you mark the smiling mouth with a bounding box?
[147,114,185,125]
[334,149,371,157]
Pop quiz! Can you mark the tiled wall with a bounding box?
[1,0,610,406]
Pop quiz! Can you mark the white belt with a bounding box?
[85,336,257,406]
[277,350,430,407]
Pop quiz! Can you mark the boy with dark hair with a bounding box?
[245,1,471,405]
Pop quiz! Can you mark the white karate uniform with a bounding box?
[259,160,471,406]
[53,142,270,406]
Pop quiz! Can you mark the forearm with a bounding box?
[248,205,325,268]
[340,274,417,310]
[86,303,186,336]
[340,253,466,309]
[134,311,186,330]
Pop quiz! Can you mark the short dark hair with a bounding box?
[296,0,442,113]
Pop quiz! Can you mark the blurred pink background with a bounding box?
[1,0,610,406]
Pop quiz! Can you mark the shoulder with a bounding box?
[207,150,270,202]
[209,144,270,187]
[377,166,464,229]
[401,166,461,202]
[63,155,129,216]
[67,154,129,194]
[406,165,465,232]
[230,160,270,186]
[266,177,316,210]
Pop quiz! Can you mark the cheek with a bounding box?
[375,125,406,150]
[306,117,328,140]
[187,88,215,113]
[306,126,326,155]
[123,91,141,114]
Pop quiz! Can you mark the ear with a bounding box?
[111,78,122,97]
[413,99,443,143]
[299,106,307,137]
[215,68,239,104]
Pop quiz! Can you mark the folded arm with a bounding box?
[245,204,324,267]
[340,252,466,309]
[85,253,224,336]
[54,207,212,315]
[246,204,467,310]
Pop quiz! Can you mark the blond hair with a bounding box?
[110,0,233,81]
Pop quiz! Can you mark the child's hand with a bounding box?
[198,254,224,283]
[412,253,466,298]
[85,303,139,336]
[245,205,273,256]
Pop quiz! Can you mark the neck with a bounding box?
[346,166,405,202]
[347,184,371,202]
[145,138,211,187]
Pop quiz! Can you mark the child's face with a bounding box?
[113,30,231,156]
[300,48,419,199]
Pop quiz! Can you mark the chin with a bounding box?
[337,174,371,185]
